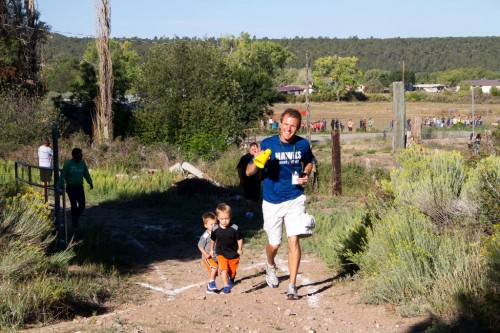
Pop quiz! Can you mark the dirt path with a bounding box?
[24,252,429,333]
[22,188,431,333]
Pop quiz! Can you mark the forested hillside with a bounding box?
[272,36,500,72]
[43,34,500,74]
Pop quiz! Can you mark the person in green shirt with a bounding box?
[60,148,93,228]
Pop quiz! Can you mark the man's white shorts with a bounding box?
[262,194,307,246]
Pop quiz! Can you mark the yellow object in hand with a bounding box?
[254,149,271,168]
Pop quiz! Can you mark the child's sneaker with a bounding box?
[286,284,299,300]
[207,281,217,293]
[221,286,231,294]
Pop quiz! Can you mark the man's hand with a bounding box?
[89,184,94,190]
[298,173,309,185]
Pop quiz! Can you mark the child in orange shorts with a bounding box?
[198,212,219,294]
[210,203,243,294]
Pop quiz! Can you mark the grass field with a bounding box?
[271,102,500,131]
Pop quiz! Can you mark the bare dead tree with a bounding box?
[94,0,113,144]
[24,0,37,88]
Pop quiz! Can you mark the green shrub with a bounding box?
[196,146,241,186]
[463,155,500,227]
[482,225,500,330]
[422,127,435,139]
[406,91,423,101]
[0,89,58,146]
[391,146,469,228]
[185,131,228,160]
[350,146,497,322]
[354,208,485,316]
[303,208,368,273]
[489,86,500,97]
[366,93,391,102]
[0,190,120,330]
[308,160,389,197]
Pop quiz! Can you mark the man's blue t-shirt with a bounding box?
[257,135,315,204]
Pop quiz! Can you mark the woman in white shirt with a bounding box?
[38,137,53,200]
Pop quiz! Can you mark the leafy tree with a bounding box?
[220,33,294,124]
[135,39,243,158]
[43,56,82,93]
[273,67,305,87]
[312,56,362,101]
[363,69,391,87]
[223,33,294,77]
[388,69,415,87]
[81,40,140,99]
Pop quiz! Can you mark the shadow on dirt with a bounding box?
[71,178,263,275]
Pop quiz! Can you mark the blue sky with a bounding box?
[37,0,499,39]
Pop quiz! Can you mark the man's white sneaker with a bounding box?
[265,264,279,288]
[286,284,299,300]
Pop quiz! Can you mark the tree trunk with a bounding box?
[94,0,113,144]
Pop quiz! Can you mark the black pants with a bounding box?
[66,184,85,227]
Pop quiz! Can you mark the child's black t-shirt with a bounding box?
[211,224,242,259]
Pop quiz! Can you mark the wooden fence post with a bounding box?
[331,129,342,196]
[392,81,406,152]
[412,115,423,145]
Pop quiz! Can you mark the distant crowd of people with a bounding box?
[262,113,490,134]
[422,115,484,128]
[262,116,376,133]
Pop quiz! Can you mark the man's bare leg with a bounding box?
[287,236,301,286]
[266,243,279,266]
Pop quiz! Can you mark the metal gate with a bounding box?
[14,124,68,250]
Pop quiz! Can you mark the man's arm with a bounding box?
[302,162,314,176]
[298,161,314,185]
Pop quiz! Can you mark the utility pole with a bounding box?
[402,60,405,86]
[393,81,406,152]
[305,53,318,188]
[305,53,311,144]
[471,85,475,136]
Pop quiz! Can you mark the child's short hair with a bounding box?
[215,203,232,217]
[202,212,216,226]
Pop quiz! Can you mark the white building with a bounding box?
[413,84,448,93]
[461,79,500,94]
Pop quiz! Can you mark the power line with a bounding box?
[1,22,94,38]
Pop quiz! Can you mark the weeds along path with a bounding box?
[23,185,430,333]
